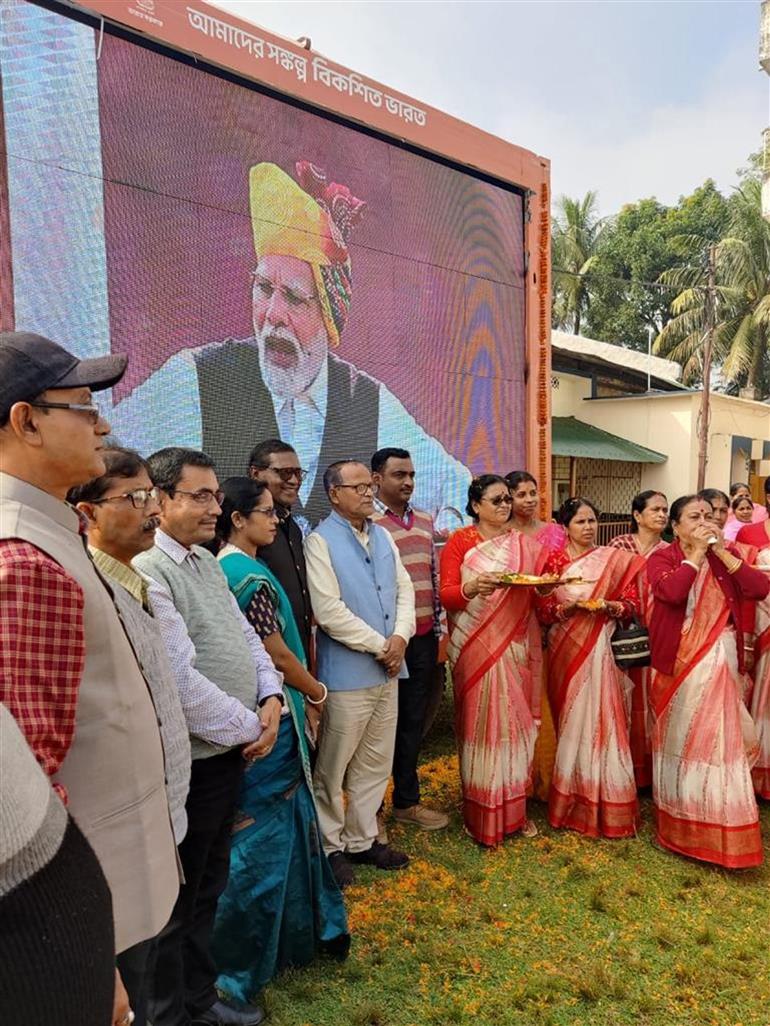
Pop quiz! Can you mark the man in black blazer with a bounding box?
[248,438,313,663]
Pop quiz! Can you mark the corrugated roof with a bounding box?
[552,330,684,388]
[552,417,667,464]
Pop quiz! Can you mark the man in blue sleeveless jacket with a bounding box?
[305,460,416,889]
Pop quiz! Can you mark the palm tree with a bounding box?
[655,179,770,393]
[552,192,604,335]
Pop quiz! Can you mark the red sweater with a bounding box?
[647,541,769,675]
[373,506,437,635]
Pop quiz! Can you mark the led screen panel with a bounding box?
[0,0,527,529]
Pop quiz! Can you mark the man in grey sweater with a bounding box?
[134,447,282,1026]
[68,446,192,1026]
[69,446,192,843]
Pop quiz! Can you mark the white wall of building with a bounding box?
[557,380,770,498]
[551,371,591,417]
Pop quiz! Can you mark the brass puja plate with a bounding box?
[497,573,596,588]
[498,572,560,587]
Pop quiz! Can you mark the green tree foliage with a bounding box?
[655,179,770,392]
[551,191,604,336]
[584,183,730,352]
[736,147,764,183]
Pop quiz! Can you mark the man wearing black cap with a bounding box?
[0,332,180,1026]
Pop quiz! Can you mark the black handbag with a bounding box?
[610,617,650,669]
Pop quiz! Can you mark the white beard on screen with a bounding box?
[256,324,328,399]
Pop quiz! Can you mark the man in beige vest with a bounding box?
[0,332,179,1026]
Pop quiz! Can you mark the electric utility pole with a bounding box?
[696,244,717,491]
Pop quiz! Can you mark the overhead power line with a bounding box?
[552,266,709,294]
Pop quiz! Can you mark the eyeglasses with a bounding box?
[29,399,102,425]
[483,494,513,506]
[92,487,159,510]
[251,273,319,312]
[267,466,308,483]
[250,506,279,519]
[334,483,374,496]
[171,488,224,506]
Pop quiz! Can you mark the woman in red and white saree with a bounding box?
[504,470,567,801]
[648,496,769,868]
[737,511,770,798]
[609,490,669,788]
[440,475,546,846]
[538,498,644,839]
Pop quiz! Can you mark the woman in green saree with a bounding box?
[211,477,349,1003]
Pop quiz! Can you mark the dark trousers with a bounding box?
[392,632,439,809]
[148,748,244,1026]
[117,936,157,1026]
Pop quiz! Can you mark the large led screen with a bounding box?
[0,0,527,530]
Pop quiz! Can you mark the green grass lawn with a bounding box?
[262,695,770,1026]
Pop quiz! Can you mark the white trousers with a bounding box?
[313,681,398,854]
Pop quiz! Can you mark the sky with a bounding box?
[212,0,767,216]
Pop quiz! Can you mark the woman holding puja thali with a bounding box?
[536,497,644,839]
[439,474,548,845]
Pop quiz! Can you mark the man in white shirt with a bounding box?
[108,162,470,529]
[305,460,416,889]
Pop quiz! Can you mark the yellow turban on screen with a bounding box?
[249,162,366,348]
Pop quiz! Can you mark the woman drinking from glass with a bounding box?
[439,475,546,845]
[537,497,644,838]
[648,494,769,867]
[211,477,349,1002]
[608,491,669,788]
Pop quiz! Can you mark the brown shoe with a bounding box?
[392,804,449,830]
[376,811,389,845]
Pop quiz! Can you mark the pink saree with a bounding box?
[650,564,763,868]
[447,530,546,846]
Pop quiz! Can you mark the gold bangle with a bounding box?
[727,559,742,575]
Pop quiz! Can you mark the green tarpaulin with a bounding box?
[552,417,666,464]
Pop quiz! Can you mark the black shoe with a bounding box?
[192,998,266,1026]
[348,841,410,871]
[328,850,355,889]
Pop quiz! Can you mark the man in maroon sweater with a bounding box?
[372,447,448,833]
